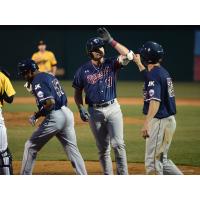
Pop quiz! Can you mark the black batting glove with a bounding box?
[97,27,113,44]
[79,107,90,122]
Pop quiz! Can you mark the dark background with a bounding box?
[0,26,197,81]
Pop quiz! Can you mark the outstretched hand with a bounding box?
[97,27,113,43]
[29,115,38,126]
[132,53,146,71]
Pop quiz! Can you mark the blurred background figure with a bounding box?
[32,40,57,76]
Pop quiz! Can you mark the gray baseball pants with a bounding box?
[20,106,87,175]
[88,100,128,175]
[145,115,183,175]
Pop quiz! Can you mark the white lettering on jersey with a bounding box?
[35,84,41,90]
[86,66,111,84]
[148,81,155,87]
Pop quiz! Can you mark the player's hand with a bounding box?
[24,82,33,93]
[132,53,142,65]
[132,54,146,71]
[29,115,38,126]
[97,27,113,43]
[141,120,150,139]
[79,107,90,122]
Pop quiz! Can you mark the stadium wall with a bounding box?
[0,26,195,81]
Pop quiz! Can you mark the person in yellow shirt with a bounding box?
[32,40,57,75]
[0,68,16,175]
[24,40,58,93]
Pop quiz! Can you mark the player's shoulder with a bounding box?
[32,72,52,85]
[147,66,161,81]
[0,71,5,78]
[157,66,170,79]
[149,66,170,81]
[0,71,9,81]
[46,50,54,56]
[32,51,39,57]
[76,61,91,73]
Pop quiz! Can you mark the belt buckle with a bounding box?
[92,99,115,108]
[99,100,114,108]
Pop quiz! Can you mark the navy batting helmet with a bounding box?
[86,37,105,55]
[18,59,39,76]
[139,41,164,65]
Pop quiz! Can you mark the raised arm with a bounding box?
[132,53,146,72]
[97,27,129,56]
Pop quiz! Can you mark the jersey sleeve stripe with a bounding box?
[39,96,54,102]
[144,97,161,102]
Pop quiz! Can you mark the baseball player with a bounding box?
[132,41,183,175]
[0,68,15,175]
[18,59,87,175]
[32,40,57,75]
[73,28,133,175]
[25,40,58,93]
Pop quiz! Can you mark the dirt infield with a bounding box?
[13,161,200,175]
[4,112,45,127]
[13,97,200,106]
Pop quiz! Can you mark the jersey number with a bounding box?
[52,79,64,97]
[105,76,112,88]
[167,78,175,97]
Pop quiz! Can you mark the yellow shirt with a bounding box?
[32,50,57,73]
[0,72,16,108]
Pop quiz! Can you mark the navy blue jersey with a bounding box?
[32,73,67,111]
[72,57,121,105]
[143,66,176,119]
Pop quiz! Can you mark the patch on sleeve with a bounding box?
[149,89,155,97]
[37,91,44,98]
[167,78,175,97]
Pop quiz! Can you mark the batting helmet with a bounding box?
[139,41,164,65]
[86,37,105,56]
[18,59,39,76]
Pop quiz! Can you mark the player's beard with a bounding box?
[91,49,105,63]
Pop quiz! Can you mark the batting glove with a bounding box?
[24,82,33,93]
[79,107,90,122]
[97,27,113,44]
[29,115,38,126]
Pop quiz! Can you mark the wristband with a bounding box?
[110,39,118,47]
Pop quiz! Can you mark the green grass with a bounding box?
[3,81,200,166]
[5,104,200,166]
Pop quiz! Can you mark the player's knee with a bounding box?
[24,140,37,156]
[111,141,125,150]
[24,140,32,150]
[98,147,111,158]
